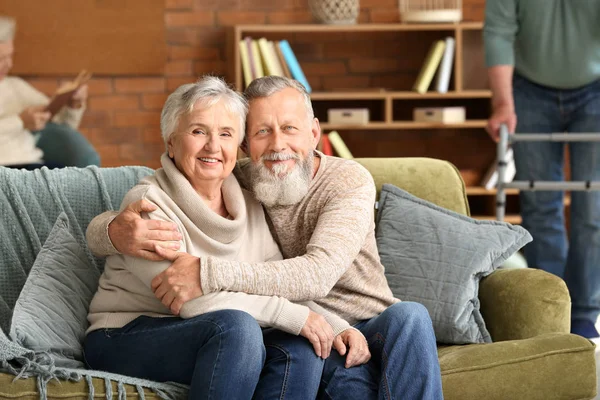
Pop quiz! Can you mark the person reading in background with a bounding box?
[0,16,100,169]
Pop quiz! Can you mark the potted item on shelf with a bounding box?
[399,0,462,23]
[309,0,359,24]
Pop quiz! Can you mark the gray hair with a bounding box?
[160,76,248,145]
[244,76,314,121]
[0,16,15,42]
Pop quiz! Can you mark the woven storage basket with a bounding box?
[309,0,360,24]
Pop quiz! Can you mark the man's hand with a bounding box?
[19,106,51,132]
[333,329,371,368]
[486,104,517,143]
[68,84,88,109]
[108,199,181,261]
[151,246,203,315]
[300,310,334,359]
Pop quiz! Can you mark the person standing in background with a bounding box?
[484,0,600,338]
[0,16,100,169]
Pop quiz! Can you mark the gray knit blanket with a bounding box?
[0,166,188,399]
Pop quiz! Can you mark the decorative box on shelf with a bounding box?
[327,108,370,125]
[413,106,466,124]
[399,0,462,23]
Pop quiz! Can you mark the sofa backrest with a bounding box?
[355,157,470,216]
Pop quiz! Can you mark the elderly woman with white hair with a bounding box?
[0,16,99,168]
[84,76,351,399]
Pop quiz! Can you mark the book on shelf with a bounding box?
[45,70,92,117]
[258,38,283,76]
[278,40,312,93]
[327,131,353,159]
[412,40,446,94]
[249,38,264,79]
[239,40,252,88]
[274,43,293,79]
[435,37,455,93]
[320,134,333,156]
[481,148,516,190]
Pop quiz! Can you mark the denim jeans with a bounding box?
[36,122,100,167]
[512,73,600,322]
[83,310,323,399]
[318,302,443,400]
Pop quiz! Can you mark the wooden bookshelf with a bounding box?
[231,22,510,222]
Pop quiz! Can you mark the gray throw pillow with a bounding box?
[375,184,532,344]
[10,213,100,368]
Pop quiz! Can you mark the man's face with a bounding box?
[246,87,320,175]
[0,40,14,81]
[245,87,321,207]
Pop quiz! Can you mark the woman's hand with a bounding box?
[300,310,334,359]
[152,246,203,315]
[333,329,371,368]
[19,105,50,131]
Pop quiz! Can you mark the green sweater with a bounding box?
[484,0,600,89]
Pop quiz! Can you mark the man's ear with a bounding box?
[311,118,321,148]
[167,135,175,158]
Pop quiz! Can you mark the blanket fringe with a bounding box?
[2,351,188,400]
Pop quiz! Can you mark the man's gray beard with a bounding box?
[249,151,314,207]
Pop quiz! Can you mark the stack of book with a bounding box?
[412,37,455,94]
[318,131,353,159]
[240,37,311,93]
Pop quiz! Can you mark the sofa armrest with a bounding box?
[479,268,570,342]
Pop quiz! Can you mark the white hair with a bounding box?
[244,76,314,121]
[0,16,15,42]
[160,76,248,146]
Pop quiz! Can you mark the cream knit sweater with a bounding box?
[0,76,84,165]
[87,154,352,336]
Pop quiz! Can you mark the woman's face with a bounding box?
[167,100,240,191]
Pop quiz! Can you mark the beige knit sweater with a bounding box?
[87,154,352,336]
[209,153,400,324]
[0,77,84,165]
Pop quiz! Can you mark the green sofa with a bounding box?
[0,157,597,400]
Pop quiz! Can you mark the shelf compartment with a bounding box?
[309,90,491,101]
[320,120,487,130]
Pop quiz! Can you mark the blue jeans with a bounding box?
[512,73,600,322]
[36,122,100,167]
[83,310,323,399]
[318,302,443,400]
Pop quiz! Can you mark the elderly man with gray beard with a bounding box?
[87,76,443,400]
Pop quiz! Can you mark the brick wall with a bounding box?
[23,0,485,169]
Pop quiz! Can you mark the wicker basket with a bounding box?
[309,0,360,25]
[399,0,462,23]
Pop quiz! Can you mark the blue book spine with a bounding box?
[278,40,312,93]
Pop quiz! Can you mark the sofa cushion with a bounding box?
[439,333,597,400]
[375,184,532,344]
[9,213,100,368]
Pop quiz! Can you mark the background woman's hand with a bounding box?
[68,83,88,109]
[19,105,50,131]
[333,329,371,368]
[300,310,334,359]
